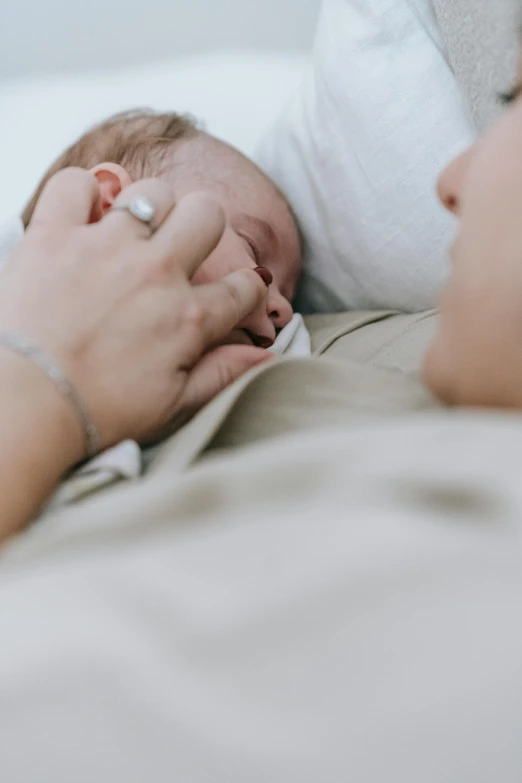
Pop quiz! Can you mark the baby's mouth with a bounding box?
[244,330,274,349]
[225,329,274,349]
[248,334,274,349]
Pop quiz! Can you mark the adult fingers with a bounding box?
[30,168,100,227]
[151,191,225,277]
[177,343,273,414]
[102,178,176,240]
[193,268,267,347]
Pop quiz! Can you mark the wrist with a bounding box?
[0,347,85,473]
[0,346,88,539]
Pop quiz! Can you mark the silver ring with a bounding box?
[111,195,157,235]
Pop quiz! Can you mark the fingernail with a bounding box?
[254,266,273,287]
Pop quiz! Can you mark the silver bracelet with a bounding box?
[0,331,100,458]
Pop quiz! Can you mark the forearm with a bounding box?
[0,349,83,543]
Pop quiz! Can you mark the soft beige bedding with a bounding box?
[2,311,522,780]
[150,310,439,473]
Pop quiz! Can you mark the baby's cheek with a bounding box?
[191,267,210,286]
[192,231,252,285]
[191,257,219,286]
[191,245,237,286]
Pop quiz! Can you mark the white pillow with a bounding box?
[257,0,476,313]
[0,51,307,220]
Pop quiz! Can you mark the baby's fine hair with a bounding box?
[22,109,200,228]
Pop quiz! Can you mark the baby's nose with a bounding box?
[268,290,293,331]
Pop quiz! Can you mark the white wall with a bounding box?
[0,0,320,218]
[2,0,321,79]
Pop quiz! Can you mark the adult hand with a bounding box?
[0,168,270,458]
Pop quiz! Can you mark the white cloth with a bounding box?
[271,313,311,358]
[44,440,142,511]
[0,216,311,508]
[257,0,476,313]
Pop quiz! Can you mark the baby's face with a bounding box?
[163,135,301,348]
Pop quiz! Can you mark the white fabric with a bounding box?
[2,415,522,781]
[45,440,142,512]
[0,51,308,220]
[271,313,311,358]
[257,0,476,313]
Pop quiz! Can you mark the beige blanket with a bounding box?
[2,309,522,780]
[1,310,522,780]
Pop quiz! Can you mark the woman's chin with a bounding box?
[423,337,457,405]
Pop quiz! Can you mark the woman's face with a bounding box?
[424,62,522,408]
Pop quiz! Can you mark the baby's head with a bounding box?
[23,110,302,348]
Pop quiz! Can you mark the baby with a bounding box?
[22,109,302,350]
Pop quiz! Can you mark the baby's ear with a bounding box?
[89,163,134,220]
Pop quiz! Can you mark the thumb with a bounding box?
[178,344,274,414]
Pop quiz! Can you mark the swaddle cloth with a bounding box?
[271,313,311,358]
[0,215,311,508]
